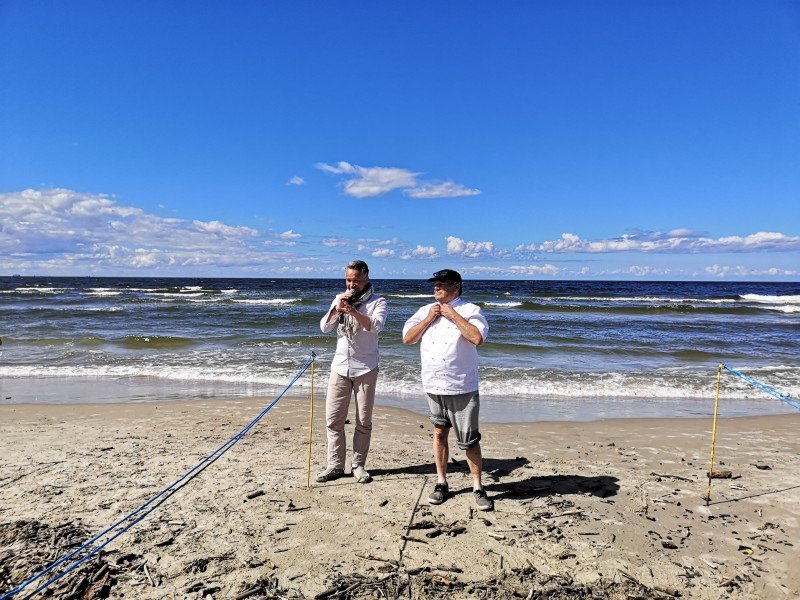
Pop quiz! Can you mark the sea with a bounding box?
[1,277,799,422]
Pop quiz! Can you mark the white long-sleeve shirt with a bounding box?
[402,297,488,394]
[320,295,388,378]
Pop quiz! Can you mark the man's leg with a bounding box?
[320,372,351,479]
[433,424,450,484]
[465,442,483,491]
[427,394,452,504]
[452,391,493,511]
[351,367,378,480]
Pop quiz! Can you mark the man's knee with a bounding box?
[433,424,450,441]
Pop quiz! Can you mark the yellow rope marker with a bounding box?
[704,363,723,504]
[306,357,315,489]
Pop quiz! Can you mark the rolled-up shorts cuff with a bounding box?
[426,391,481,450]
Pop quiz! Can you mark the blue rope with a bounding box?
[723,364,800,411]
[1,352,315,600]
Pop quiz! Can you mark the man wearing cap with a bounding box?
[402,269,493,511]
[317,259,387,484]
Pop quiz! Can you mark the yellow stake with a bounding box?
[306,357,315,489]
[705,363,723,504]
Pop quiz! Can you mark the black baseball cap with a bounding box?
[427,269,462,283]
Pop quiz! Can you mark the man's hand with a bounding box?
[403,303,441,345]
[440,302,484,346]
[427,304,442,321]
[439,302,457,322]
[335,291,353,313]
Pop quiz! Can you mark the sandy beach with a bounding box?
[1,397,799,599]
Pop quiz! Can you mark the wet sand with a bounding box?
[1,398,799,599]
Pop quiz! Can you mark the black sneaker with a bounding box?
[473,489,494,511]
[428,482,449,505]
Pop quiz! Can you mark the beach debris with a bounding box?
[353,552,400,567]
[378,499,388,507]
[407,519,437,530]
[246,489,265,500]
[316,565,663,599]
[143,562,155,586]
[234,574,287,599]
[184,554,233,574]
[152,533,174,547]
[0,519,123,599]
[400,535,428,544]
[650,471,693,482]
[709,470,732,479]
[754,463,772,470]
[405,565,463,575]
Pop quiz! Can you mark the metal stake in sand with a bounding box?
[703,363,723,505]
[306,355,315,488]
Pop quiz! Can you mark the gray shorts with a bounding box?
[426,391,481,450]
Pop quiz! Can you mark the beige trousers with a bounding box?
[325,367,378,469]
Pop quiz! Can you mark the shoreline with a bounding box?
[1,398,799,598]
[1,375,796,424]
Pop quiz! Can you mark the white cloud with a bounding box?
[445,236,494,258]
[316,161,417,197]
[371,248,395,258]
[191,220,258,238]
[705,264,799,277]
[280,229,301,239]
[401,245,439,260]
[466,264,563,277]
[627,266,665,277]
[0,188,304,274]
[287,176,305,186]
[518,230,800,254]
[316,161,356,175]
[317,161,480,199]
[360,237,400,246]
[405,181,481,199]
[508,264,562,276]
[322,237,349,247]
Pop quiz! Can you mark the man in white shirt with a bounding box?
[402,269,493,511]
[317,260,387,484]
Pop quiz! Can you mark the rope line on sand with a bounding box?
[722,365,800,411]
[1,352,316,600]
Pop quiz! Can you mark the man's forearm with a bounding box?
[326,306,340,325]
[403,318,433,344]
[451,313,483,346]
[350,309,372,331]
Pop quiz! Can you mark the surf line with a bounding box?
[1,352,316,600]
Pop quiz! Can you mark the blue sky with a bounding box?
[1,1,799,279]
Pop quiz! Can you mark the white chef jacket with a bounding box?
[402,297,488,395]
[320,295,387,378]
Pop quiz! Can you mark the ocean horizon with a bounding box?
[1,276,798,422]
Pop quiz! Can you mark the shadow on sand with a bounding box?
[370,456,620,501]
